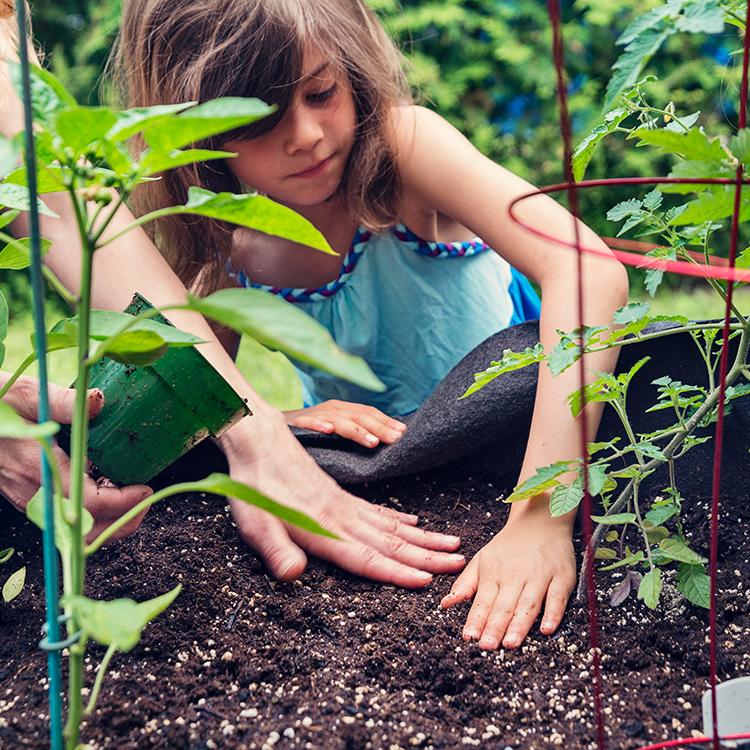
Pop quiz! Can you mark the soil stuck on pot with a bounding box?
[1,464,749,750]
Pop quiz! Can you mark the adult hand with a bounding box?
[0,375,152,542]
[221,403,465,587]
[440,499,576,649]
[285,400,407,448]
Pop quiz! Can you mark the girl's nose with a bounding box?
[284,109,325,154]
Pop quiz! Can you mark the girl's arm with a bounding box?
[0,21,466,585]
[394,106,629,648]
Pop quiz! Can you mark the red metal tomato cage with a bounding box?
[531,2,750,749]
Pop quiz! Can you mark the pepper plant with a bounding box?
[0,64,383,750]
[464,0,750,612]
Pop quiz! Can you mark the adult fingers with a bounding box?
[364,507,461,552]
[86,508,149,544]
[352,496,419,526]
[230,500,308,581]
[540,574,576,636]
[294,528,434,589]
[349,519,465,574]
[43,384,104,424]
[495,581,549,650]
[81,477,153,520]
[440,555,479,609]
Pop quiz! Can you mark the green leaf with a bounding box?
[638,567,662,609]
[162,187,334,255]
[192,473,338,538]
[460,344,544,398]
[54,106,118,153]
[595,547,618,560]
[730,128,750,165]
[676,563,710,608]
[9,63,76,129]
[142,98,275,151]
[98,330,170,367]
[661,159,729,195]
[0,548,13,564]
[645,524,670,544]
[0,401,58,440]
[2,566,25,603]
[572,108,629,182]
[140,148,237,176]
[591,513,637,524]
[669,188,750,226]
[659,537,707,565]
[606,198,642,222]
[674,0,724,34]
[613,302,650,325]
[616,0,687,45]
[506,460,574,503]
[4,164,68,194]
[0,237,52,270]
[549,480,584,517]
[0,287,7,365]
[631,128,726,161]
[642,189,663,211]
[604,28,671,111]
[0,183,57,217]
[184,289,385,392]
[27,491,94,561]
[66,586,181,652]
[0,136,19,178]
[645,502,679,526]
[108,102,196,142]
[600,550,645,571]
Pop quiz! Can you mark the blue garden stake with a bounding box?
[15,2,64,748]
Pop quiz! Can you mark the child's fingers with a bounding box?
[328,417,383,448]
[358,405,408,433]
[288,414,336,434]
[497,581,549,650]
[462,577,505,642]
[347,412,405,444]
[540,576,575,636]
[440,557,479,608]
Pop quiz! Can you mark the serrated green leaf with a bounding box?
[731,128,750,165]
[66,586,181,652]
[549,480,584,517]
[192,473,337,538]
[642,189,663,211]
[600,550,645,571]
[669,188,750,226]
[631,128,726,161]
[676,563,710,608]
[142,98,274,152]
[613,302,650,325]
[506,460,574,503]
[659,537,707,564]
[604,29,671,111]
[2,566,25,603]
[184,289,384,392]
[617,0,687,45]
[638,567,662,609]
[0,401,58,440]
[674,1,724,34]
[591,513,637,524]
[572,108,629,182]
[606,198,642,222]
[0,237,52,270]
[461,344,544,398]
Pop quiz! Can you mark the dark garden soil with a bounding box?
[2,462,750,750]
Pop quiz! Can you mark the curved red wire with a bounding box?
[638,733,750,750]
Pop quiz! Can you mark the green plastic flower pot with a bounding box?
[74,293,249,485]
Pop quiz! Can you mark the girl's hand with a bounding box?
[285,400,407,448]
[440,503,576,650]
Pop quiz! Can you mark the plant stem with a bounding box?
[63,189,92,750]
[0,353,36,400]
[84,644,117,716]
[95,206,180,249]
[577,321,750,600]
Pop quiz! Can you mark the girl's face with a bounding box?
[224,48,357,212]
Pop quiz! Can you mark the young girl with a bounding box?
[117,0,629,650]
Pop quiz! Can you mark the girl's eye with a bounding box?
[307,84,338,105]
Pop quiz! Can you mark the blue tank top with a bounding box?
[229,223,540,416]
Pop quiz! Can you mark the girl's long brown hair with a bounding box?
[113,0,411,293]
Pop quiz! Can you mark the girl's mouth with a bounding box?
[290,155,334,178]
